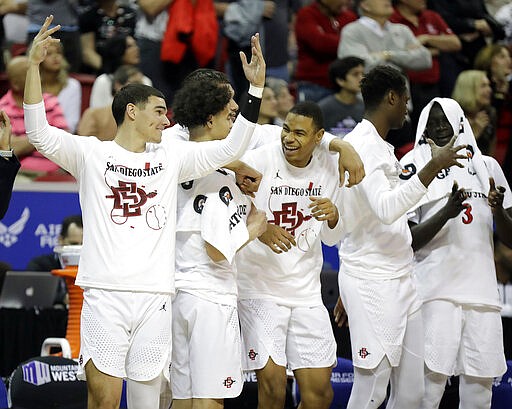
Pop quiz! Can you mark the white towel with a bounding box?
[201,184,250,264]
[400,97,489,205]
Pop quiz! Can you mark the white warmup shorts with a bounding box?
[171,291,243,399]
[78,288,172,382]
[238,299,337,371]
[339,272,422,369]
[422,299,507,378]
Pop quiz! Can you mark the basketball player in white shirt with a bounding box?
[399,98,512,409]
[169,66,268,409]
[24,17,265,409]
[335,66,468,409]
[236,101,346,409]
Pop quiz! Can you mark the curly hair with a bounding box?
[172,69,232,128]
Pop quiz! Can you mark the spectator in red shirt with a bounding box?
[294,0,357,102]
[390,0,461,128]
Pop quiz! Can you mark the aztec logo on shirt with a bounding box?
[268,182,321,236]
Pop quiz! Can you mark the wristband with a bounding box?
[0,150,13,158]
[248,84,264,98]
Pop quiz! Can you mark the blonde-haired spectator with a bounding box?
[40,41,81,133]
[452,69,496,155]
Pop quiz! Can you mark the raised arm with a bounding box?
[177,33,265,183]
[364,136,467,224]
[25,16,61,105]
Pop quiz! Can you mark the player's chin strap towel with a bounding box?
[400,97,489,208]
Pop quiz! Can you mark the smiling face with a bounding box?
[134,95,170,144]
[209,84,238,139]
[280,113,323,167]
[425,102,453,146]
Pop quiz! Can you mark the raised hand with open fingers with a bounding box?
[427,135,468,170]
[239,33,266,88]
[28,15,61,66]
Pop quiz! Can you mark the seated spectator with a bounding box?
[318,56,365,137]
[390,0,461,127]
[40,41,81,132]
[452,69,496,155]
[79,0,137,72]
[294,0,357,102]
[88,34,152,108]
[27,214,83,305]
[0,56,68,176]
[257,86,278,125]
[265,77,295,126]
[338,0,432,73]
[475,44,512,167]
[78,65,144,141]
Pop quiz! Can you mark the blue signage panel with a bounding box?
[0,183,80,270]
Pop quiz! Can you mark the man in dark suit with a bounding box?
[0,110,20,220]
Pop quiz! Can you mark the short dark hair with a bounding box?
[289,101,324,131]
[172,69,232,128]
[60,215,83,239]
[329,56,365,91]
[111,83,165,126]
[360,65,407,112]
